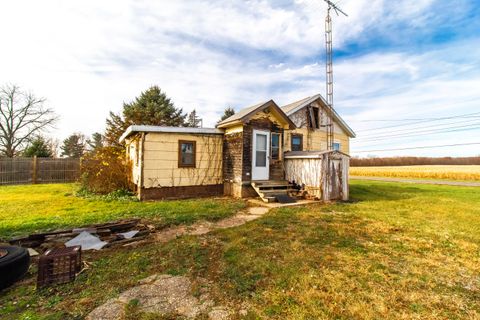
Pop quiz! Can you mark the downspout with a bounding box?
[138,132,146,201]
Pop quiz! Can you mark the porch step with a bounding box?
[256,184,292,189]
[251,180,298,203]
[259,189,298,195]
[252,180,290,186]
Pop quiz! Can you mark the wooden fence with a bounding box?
[0,157,81,185]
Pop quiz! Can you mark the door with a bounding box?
[328,159,343,200]
[252,130,270,180]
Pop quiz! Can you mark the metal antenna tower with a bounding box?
[323,0,347,150]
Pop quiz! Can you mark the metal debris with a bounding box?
[65,231,107,251]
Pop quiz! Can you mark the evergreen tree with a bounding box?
[218,107,235,123]
[186,109,202,127]
[104,112,127,148]
[23,136,53,158]
[105,86,186,147]
[87,132,104,152]
[61,133,86,158]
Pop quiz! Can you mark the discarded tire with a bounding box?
[0,246,30,291]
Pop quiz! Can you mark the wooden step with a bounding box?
[251,180,297,203]
[256,184,293,189]
[252,180,290,187]
[264,196,277,203]
[259,189,298,195]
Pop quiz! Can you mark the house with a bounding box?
[119,94,355,202]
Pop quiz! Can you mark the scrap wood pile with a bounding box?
[9,219,155,253]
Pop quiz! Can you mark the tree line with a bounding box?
[351,156,480,167]
[0,84,236,158]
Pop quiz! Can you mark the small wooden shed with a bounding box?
[284,150,350,201]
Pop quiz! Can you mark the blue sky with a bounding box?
[1,0,479,157]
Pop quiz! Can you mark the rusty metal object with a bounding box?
[37,246,81,288]
[0,249,7,258]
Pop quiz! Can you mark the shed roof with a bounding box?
[119,125,224,142]
[280,94,356,138]
[217,100,295,129]
[284,150,350,159]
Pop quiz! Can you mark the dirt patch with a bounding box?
[151,207,269,243]
[87,274,231,319]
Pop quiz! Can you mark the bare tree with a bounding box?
[0,84,57,157]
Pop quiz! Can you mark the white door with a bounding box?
[252,130,270,180]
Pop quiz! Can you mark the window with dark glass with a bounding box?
[291,134,303,151]
[178,140,196,168]
[307,106,320,129]
[271,133,280,160]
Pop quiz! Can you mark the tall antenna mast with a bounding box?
[323,0,347,150]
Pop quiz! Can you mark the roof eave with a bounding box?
[216,119,243,129]
[217,100,296,130]
[283,95,355,138]
[252,100,295,130]
[119,126,134,143]
[119,125,225,143]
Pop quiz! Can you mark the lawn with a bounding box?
[1,181,479,319]
[351,165,480,181]
[0,184,246,240]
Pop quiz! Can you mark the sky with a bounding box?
[1,0,479,157]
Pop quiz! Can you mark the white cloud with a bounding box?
[0,0,478,157]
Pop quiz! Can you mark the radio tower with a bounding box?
[323,0,347,150]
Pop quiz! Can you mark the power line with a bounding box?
[358,117,480,138]
[352,115,480,122]
[356,123,480,142]
[354,142,480,153]
[355,128,480,148]
[354,119,442,122]
[355,111,480,132]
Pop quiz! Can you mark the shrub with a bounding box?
[80,147,132,194]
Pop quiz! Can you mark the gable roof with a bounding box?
[217,100,295,129]
[280,94,356,138]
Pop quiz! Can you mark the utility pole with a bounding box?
[322,0,347,150]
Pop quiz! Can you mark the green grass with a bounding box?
[1,181,479,319]
[0,184,246,240]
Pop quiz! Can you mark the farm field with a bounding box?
[0,184,245,240]
[351,165,480,181]
[1,180,479,319]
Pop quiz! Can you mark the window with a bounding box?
[333,142,341,151]
[271,133,280,160]
[307,106,320,129]
[178,140,196,168]
[291,134,303,151]
[255,133,267,167]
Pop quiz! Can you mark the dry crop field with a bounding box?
[351,165,480,181]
